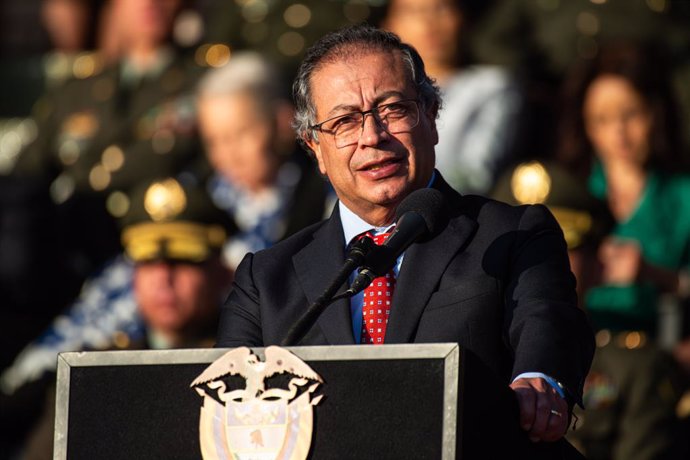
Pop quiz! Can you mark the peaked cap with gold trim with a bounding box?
[121,178,235,263]
[492,161,613,249]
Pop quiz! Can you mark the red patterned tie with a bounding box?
[361,232,396,345]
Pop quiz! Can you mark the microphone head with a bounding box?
[395,188,446,235]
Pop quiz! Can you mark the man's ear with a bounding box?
[426,101,440,146]
[306,137,328,175]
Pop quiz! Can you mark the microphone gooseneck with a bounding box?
[280,235,376,346]
[346,188,446,296]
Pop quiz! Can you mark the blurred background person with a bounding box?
[470,0,690,167]
[0,0,112,374]
[556,40,689,460]
[3,176,235,460]
[196,51,333,270]
[119,177,234,349]
[380,0,523,194]
[0,0,205,373]
[0,0,108,123]
[0,50,331,455]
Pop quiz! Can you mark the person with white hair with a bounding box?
[196,51,334,270]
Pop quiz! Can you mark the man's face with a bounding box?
[306,49,438,225]
[134,260,227,341]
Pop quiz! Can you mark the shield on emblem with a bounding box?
[225,399,288,460]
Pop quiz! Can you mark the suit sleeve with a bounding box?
[504,204,594,405]
[216,253,264,347]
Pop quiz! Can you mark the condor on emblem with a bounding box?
[191,347,323,460]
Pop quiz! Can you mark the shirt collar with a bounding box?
[339,170,437,246]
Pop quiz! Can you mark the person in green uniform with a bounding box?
[555,40,687,460]
[3,0,205,335]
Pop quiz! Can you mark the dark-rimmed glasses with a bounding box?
[309,99,420,148]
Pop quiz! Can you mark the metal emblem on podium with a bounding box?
[191,347,323,460]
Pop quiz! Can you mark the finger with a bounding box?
[528,390,554,442]
[541,398,569,442]
[511,384,536,432]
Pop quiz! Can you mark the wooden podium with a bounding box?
[54,344,461,459]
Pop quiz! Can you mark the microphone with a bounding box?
[280,235,377,346]
[346,188,445,296]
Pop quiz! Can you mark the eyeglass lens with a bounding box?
[327,100,419,148]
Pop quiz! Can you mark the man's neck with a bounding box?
[340,202,395,246]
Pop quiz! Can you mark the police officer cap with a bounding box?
[121,177,235,263]
[492,161,613,249]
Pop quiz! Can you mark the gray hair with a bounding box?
[292,24,441,154]
[197,51,287,119]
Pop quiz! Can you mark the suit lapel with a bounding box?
[385,179,478,344]
[292,206,356,345]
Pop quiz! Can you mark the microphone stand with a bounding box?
[281,236,376,346]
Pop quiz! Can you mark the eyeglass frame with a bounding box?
[308,99,421,146]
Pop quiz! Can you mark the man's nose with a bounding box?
[358,112,388,146]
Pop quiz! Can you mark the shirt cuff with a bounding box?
[512,372,566,399]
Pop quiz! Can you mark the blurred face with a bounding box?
[41,0,90,51]
[112,0,179,47]
[306,49,438,225]
[583,74,653,166]
[384,0,462,73]
[199,93,279,193]
[134,260,226,341]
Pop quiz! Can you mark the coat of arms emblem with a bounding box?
[191,347,323,460]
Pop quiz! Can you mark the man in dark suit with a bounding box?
[217,24,593,457]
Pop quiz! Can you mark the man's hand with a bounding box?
[510,377,569,442]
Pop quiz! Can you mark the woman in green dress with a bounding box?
[558,41,689,460]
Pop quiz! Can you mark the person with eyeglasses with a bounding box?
[216,24,593,459]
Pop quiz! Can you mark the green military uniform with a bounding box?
[492,160,683,460]
[13,48,205,199]
[201,0,388,80]
[9,47,207,288]
[575,331,682,460]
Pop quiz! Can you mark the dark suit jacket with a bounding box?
[217,173,593,459]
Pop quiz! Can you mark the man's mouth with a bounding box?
[361,157,401,171]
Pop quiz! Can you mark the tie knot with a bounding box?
[353,227,394,247]
[371,232,392,246]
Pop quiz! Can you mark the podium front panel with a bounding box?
[55,344,460,459]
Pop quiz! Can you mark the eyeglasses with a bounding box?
[309,99,420,148]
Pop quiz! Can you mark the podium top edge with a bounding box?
[57,343,460,367]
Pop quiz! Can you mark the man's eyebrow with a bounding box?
[325,103,360,118]
[323,91,407,118]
